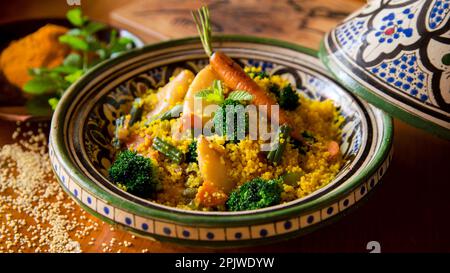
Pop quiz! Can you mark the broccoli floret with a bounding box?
[186,141,198,163]
[108,150,160,198]
[269,84,300,110]
[227,178,282,211]
[213,99,248,142]
[253,70,270,79]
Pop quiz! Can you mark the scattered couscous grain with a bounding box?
[0,123,144,253]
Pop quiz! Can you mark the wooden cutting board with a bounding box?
[110,0,366,49]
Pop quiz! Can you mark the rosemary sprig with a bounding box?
[191,6,213,57]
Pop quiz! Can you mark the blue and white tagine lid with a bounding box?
[320,0,450,139]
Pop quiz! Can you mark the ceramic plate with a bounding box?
[49,36,393,247]
[320,0,450,139]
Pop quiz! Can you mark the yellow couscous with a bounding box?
[108,65,345,212]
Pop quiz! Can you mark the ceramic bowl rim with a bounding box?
[50,35,393,226]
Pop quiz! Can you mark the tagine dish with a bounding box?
[48,5,392,245]
[108,7,344,212]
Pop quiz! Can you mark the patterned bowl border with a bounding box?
[319,0,450,139]
[49,36,393,247]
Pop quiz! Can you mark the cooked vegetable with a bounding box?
[267,124,292,164]
[192,6,300,140]
[112,115,126,149]
[291,130,316,155]
[129,98,143,125]
[269,84,300,110]
[111,98,143,148]
[253,71,270,79]
[278,84,300,110]
[195,136,234,207]
[302,130,316,142]
[108,150,160,198]
[104,5,345,212]
[186,141,198,163]
[146,69,194,119]
[152,137,185,164]
[327,140,340,160]
[213,99,248,142]
[160,103,183,121]
[194,79,252,104]
[196,183,228,208]
[281,172,302,186]
[145,103,183,126]
[182,65,220,130]
[227,177,282,211]
[182,187,198,199]
[194,79,226,104]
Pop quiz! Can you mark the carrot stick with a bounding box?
[192,6,301,140]
[210,52,294,130]
[327,140,340,160]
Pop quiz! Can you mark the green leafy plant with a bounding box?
[23,7,135,112]
[194,80,253,104]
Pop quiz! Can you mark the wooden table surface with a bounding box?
[0,0,449,253]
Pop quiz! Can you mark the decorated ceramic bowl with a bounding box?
[49,36,393,247]
[320,0,450,139]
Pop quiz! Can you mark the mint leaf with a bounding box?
[204,93,223,103]
[28,67,49,76]
[51,66,80,74]
[118,37,134,45]
[85,21,107,34]
[63,53,82,68]
[23,77,56,95]
[59,34,89,51]
[66,8,85,27]
[212,80,223,97]
[48,97,60,110]
[64,70,83,83]
[195,89,213,98]
[66,28,84,36]
[228,90,253,101]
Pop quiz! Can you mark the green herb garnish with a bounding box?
[23,7,135,111]
[194,80,253,104]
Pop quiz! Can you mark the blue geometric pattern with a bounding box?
[246,59,274,70]
[374,10,414,44]
[429,0,450,29]
[335,18,365,57]
[336,19,365,46]
[369,53,430,103]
